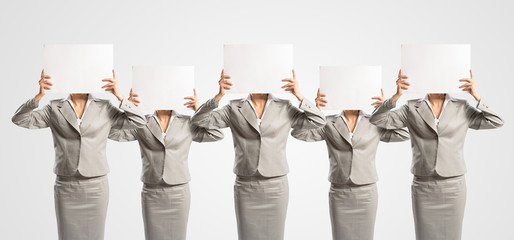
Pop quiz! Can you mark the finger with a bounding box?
[44,81,54,86]
[193,88,197,97]
[223,86,231,90]
[132,94,139,98]
[41,69,45,78]
[402,81,411,86]
[133,103,139,106]
[462,87,472,91]
[470,69,473,79]
[292,69,296,79]
[320,99,328,103]
[284,87,294,91]
[381,88,384,97]
[224,75,231,79]
[372,100,382,105]
[281,83,294,88]
[459,78,470,82]
[221,69,224,77]
[102,78,113,82]
[132,99,141,103]
[459,83,471,88]
[281,78,292,82]
[317,88,320,96]
[44,75,51,79]
[112,69,116,79]
[371,96,381,100]
[184,96,194,100]
[130,88,133,96]
[319,103,326,107]
[319,94,326,97]
[401,75,409,79]
[398,69,402,78]
[224,81,233,86]
[102,83,114,88]
[43,86,52,90]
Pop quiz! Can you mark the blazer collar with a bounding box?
[56,95,101,133]
[236,95,280,134]
[146,114,187,145]
[415,95,459,133]
[332,116,352,146]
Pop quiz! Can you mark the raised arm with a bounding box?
[291,127,326,142]
[283,71,326,129]
[370,70,409,129]
[458,70,504,129]
[12,69,53,129]
[191,70,232,129]
[108,128,138,142]
[104,70,147,129]
[379,128,410,142]
[191,123,224,142]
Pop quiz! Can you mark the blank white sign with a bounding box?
[44,44,113,93]
[320,66,382,113]
[224,44,293,94]
[401,44,471,94]
[132,66,195,112]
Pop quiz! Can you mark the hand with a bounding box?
[214,69,232,102]
[184,88,199,111]
[392,69,410,101]
[371,89,386,108]
[35,69,53,101]
[102,69,123,101]
[315,88,327,110]
[127,88,140,106]
[459,69,481,101]
[281,69,303,101]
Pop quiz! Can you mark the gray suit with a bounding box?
[370,97,504,240]
[109,114,223,240]
[12,97,146,240]
[292,115,409,240]
[291,115,409,184]
[192,97,326,240]
[12,97,147,177]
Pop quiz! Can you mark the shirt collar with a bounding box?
[242,93,279,102]
[419,93,456,102]
[339,110,368,118]
[152,110,180,118]
[64,94,97,102]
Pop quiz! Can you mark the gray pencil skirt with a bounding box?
[141,182,191,240]
[234,175,289,240]
[54,175,109,240]
[329,182,378,240]
[412,175,466,240]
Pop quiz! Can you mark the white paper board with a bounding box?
[224,44,293,95]
[319,66,382,113]
[401,44,471,94]
[44,44,113,93]
[132,66,195,112]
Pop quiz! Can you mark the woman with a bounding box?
[12,69,147,240]
[108,89,224,240]
[369,70,504,240]
[191,69,326,240]
[291,89,410,240]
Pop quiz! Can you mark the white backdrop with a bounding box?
[1,0,512,239]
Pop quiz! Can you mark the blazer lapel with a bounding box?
[351,116,369,146]
[147,117,165,145]
[259,100,281,132]
[332,117,352,146]
[57,100,80,133]
[437,100,458,133]
[237,101,260,134]
[79,100,101,133]
[164,116,185,145]
[414,101,437,133]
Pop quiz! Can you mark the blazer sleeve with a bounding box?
[191,123,225,143]
[109,98,147,130]
[108,128,138,142]
[379,127,410,142]
[291,127,326,142]
[191,98,231,130]
[12,98,51,129]
[369,98,409,129]
[289,99,326,130]
[466,99,504,130]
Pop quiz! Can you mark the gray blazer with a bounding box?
[108,114,224,185]
[12,97,147,177]
[369,98,504,177]
[191,97,326,177]
[292,115,409,184]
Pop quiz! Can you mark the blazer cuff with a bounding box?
[298,98,316,111]
[29,98,40,109]
[476,99,489,111]
[206,97,220,109]
[383,98,397,109]
[119,98,136,112]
